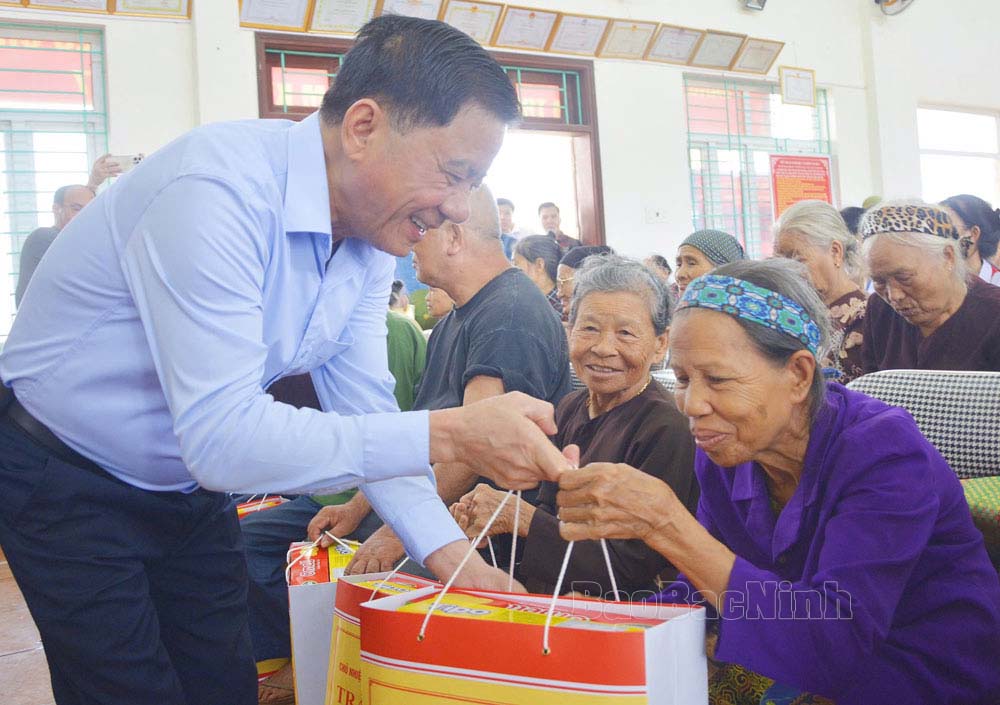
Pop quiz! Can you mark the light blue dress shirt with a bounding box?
[0,112,464,563]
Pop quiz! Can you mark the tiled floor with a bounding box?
[0,547,55,705]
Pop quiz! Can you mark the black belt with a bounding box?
[0,383,104,474]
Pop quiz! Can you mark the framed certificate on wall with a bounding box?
[376,0,443,20]
[239,0,311,31]
[645,24,704,65]
[115,0,190,18]
[309,0,379,34]
[441,1,503,44]
[597,19,657,60]
[731,37,784,74]
[780,66,816,107]
[26,0,109,11]
[492,6,558,51]
[688,29,747,70]
[546,14,609,56]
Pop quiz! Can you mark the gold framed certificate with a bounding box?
[375,0,443,20]
[239,0,311,31]
[645,24,704,65]
[26,0,109,12]
[441,1,502,44]
[492,6,558,52]
[688,29,747,70]
[779,66,816,107]
[731,37,784,74]
[546,13,610,57]
[114,0,190,18]
[597,19,657,60]
[308,0,378,34]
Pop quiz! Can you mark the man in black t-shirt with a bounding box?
[345,184,571,574]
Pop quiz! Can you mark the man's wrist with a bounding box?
[423,538,472,582]
[428,407,463,465]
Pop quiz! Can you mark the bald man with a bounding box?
[15,184,94,306]
[346,184,572,574]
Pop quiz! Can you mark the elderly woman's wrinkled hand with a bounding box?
[451,484,528,543]
[556,463,678,543]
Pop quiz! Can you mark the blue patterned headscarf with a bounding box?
[677,274,822,356]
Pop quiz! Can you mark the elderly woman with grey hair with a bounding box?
[556,257,1000,703]
[451,255,698,597]
[860,201,1000,373]
[774,199,868,381]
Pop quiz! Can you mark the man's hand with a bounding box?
[307,504,366,547]
[345,527,406,575]
[430,392,570,490]
[87,153,122,190]
[424,539,526,593]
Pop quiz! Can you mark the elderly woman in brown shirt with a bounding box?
[860,201,1000,373]
[451,255,697,598]
[773,199,868,382]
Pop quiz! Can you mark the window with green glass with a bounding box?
[685,75,831,258]
[0,22,108,343]
[258,36,585,128]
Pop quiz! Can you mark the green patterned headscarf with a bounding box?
[677,274,822,356]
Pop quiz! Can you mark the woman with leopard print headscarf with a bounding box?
[860,200,1000,373]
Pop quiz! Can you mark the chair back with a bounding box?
[847,370,1000,479]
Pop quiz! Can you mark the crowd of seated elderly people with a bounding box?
[244,194,1000,705]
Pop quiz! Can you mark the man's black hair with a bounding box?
[321,15,520,130]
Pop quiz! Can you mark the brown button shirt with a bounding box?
[519,380,698,598]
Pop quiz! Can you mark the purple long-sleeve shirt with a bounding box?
[658,383,1000,704]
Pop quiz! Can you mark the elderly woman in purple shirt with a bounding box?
[557,258,1000,704]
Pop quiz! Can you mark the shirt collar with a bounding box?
[284,111,332,236]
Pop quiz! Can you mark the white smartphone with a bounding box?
[108,153,144,173]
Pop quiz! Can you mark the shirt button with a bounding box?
[777,555,788,566]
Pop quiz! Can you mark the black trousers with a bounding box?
[0,417,257,705]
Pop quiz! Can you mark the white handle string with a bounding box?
[282,531,357,584]
[486,536,498,569]
[284,537,323,584]
[323,531,358,555]
[508,490,521,592]
[417,489,513,642]
[542,541,574,654]
[541,538,621,653]
[368,556,412,601]
[600,538,621,602]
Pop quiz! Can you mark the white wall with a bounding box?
[865,0,1000,200]
[518,0,874,257]
[2,0,998,258]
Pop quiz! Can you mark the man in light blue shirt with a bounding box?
[0,17,567,705]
